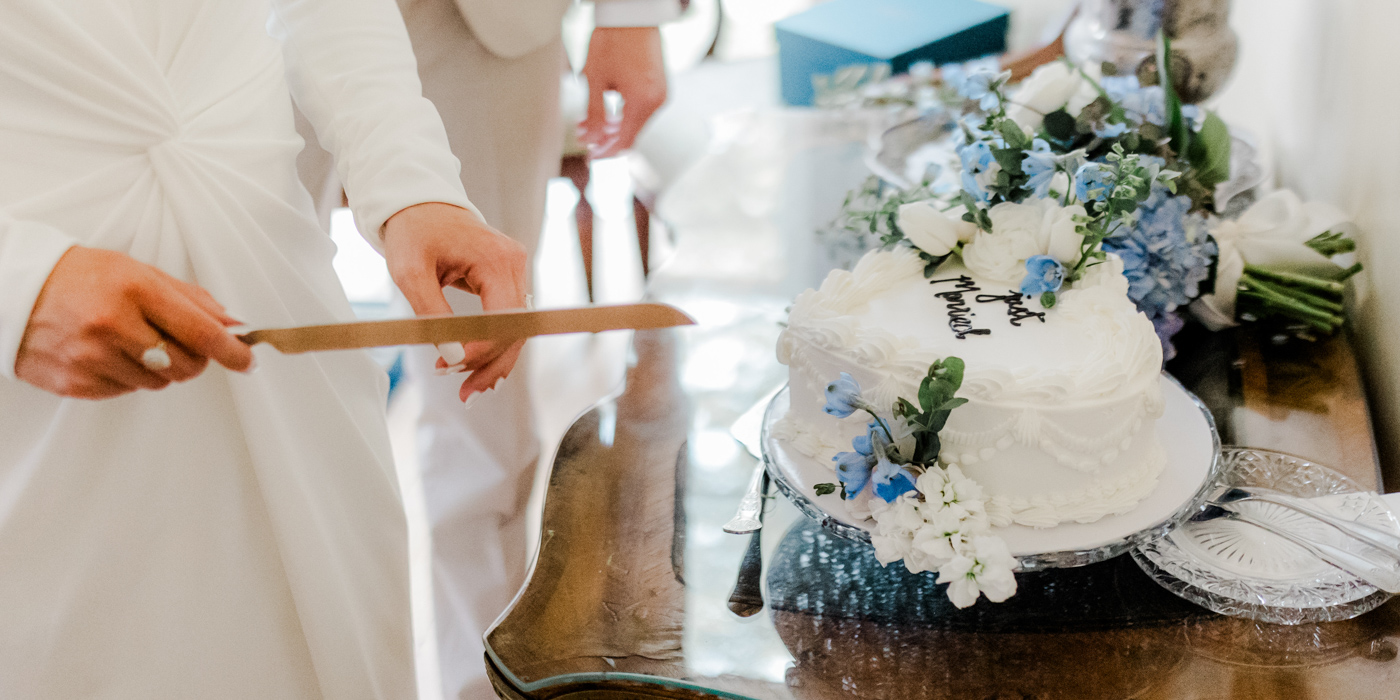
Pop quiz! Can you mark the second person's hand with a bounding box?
[578,26,667,159]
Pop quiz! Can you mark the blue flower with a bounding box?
[1019,255,1065,296]
[823,372,864,418]
[1099,75,1168,126]
[833,450,875,497]
[959,140,1000,204]
[850,421,880,456]
[1093,121,1128,139]
[1074,162,1115,203]
[948,64,1005,112]
[959,140,994,173]
[1100,184,1218,353]
[872,452,918,503]
[1021,139,1057,198]
[1100,75,1141,103]
[942,57,1000,96]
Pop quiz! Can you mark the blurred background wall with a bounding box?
[1214,0,1400,481]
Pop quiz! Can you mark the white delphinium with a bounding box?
[936,535,1020,608]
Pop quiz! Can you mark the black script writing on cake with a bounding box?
[976,291,1047,327]
[929,277,992,339]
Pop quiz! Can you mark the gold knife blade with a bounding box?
[236,303,695,354]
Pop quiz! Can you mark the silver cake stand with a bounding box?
[760,373,1223,572]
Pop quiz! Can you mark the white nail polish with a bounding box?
[244,355,259,374]
[463,393,483,410]
[436,342,467,367]
[433,363,469,377]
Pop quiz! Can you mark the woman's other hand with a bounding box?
[16,247,255,399]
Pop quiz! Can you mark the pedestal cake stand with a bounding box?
[761,373,1222,571]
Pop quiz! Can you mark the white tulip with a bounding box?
[897,200,976,257]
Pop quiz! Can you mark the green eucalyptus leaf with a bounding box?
[997,119,1031,150]
[815,483,838,496]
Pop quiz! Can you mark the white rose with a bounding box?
[962,199,1086,286]
[1074,251,1130,297]
[1005,61,1096,134]
[897,201,977,257]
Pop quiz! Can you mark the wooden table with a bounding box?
[484,108,1391,699]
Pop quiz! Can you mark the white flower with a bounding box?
[1195,189,1354,329]
[897,200,977,257]
[936,535,1019,608]
[1005,61,1099,134]
[1073,251,1130,297]
[869,495,919,566]
[961,199,1086,286]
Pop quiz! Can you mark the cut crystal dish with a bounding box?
[1132,447,1397,624]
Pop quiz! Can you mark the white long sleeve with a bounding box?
[269,0,481,251]
[593,0,682,27]
[0,212,76,380]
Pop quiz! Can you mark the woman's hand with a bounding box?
[16,247,254,399]
[381,202,528,401]
[578,26,668,159]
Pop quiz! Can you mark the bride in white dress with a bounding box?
[0,0,524,697]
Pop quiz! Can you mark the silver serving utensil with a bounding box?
[728,470,770,617]
[1209,485,1400,560]
[723,460,769,534]
[1191,504,1400,594]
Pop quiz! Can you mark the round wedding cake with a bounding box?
[776,246,1166,528]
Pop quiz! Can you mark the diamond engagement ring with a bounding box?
[141,341,172,371]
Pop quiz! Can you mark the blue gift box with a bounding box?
[775,0,1009,106]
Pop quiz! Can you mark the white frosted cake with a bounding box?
[776,247,1166,528]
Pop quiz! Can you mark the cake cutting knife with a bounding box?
[235,303,695,353]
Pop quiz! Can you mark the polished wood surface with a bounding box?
[486,312,1395,699]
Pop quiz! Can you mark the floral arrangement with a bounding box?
[814,359,1019,608]
[824,37,1363,357]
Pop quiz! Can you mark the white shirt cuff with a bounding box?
[0,219,77,380]
[594,0,681,27]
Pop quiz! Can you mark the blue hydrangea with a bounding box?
[1020,139,1057,199]
[1101,184,1217,353]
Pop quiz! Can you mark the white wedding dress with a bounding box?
[0,1,475,697]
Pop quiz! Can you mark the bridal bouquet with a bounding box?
[825,39,1363,358]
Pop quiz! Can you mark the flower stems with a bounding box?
[1236,264,1350,335]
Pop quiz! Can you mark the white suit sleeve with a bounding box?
[0,212,77,380]
[593,0,682,27]
[268,0,481,251]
